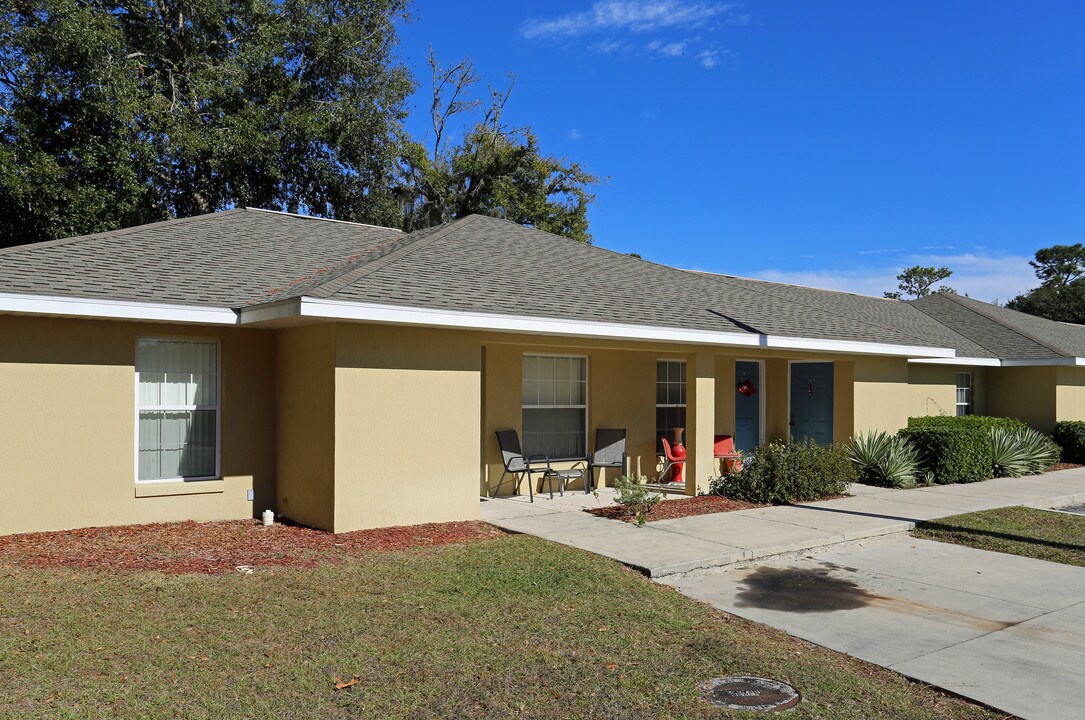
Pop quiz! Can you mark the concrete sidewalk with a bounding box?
[481,467,1085,577]
[662,535,1085,720]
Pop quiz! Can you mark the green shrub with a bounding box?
[711,440,856,504]
[998,425,1058,474]
[908,415,1027,432]
[612,474,662,526]
[898,427,993,484]
[845,430,921,488]
[1053,421,1085,463]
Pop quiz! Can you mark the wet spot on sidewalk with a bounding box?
[735,567,875,613]
[735,565,1023,632]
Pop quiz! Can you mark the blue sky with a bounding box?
[397,1,1085,302]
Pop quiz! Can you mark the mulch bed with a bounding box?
[1049,463,1085,472]
[0,519,505,575]
[586,494,762,523]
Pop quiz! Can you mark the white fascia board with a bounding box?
[298,297,763,347]
[243,297,956,357]
[0,292,238,325]
[908,356,1002,367]
[766,334,954,358]
[1000,357,1085,367]
[909,356,1085,367]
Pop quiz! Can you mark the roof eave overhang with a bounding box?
[908,356,1085,367]
[240,296,957,358]
[0,292,238,325]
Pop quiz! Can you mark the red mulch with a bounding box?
[586,494,762,523]
[1050,463,1085,472]
[0,519,505,575]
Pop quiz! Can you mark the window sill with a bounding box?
[135,479,225,498]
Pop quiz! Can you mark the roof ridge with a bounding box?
[701,273,951,349]
[0,209,246,257]
[303,215,482,299]
[689,270,903,303]
[935,292,1074,357]
[908,299,1005,357]
[243,207,402,232]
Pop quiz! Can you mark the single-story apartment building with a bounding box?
[1,209,1083,535]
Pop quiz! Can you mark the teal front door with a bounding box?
[790,362,834,445]
[734,361,760,451]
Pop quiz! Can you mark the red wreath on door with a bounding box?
[737,378,757,396]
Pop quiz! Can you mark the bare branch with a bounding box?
[427,46,480,163]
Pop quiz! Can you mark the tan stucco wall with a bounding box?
[0,315,275,536]
[987,366,1057,432]
[334,324,481,532]
[764,358,790,441]
[1056,366,1085,423]
[276,324,336,531]
[481,343,663,495]
[714,356,737,438]
[907,364,990,420]
[850,357,909,434]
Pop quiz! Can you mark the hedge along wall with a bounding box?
[898,426,994,484]
[1053,421,1085,463]
[907,415,1026,432]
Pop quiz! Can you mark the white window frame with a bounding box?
[134,337,222,483]
[521,353,589,460]
[955,372,973,416]
[656,358,687,450]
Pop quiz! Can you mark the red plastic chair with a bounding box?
[660,436,686,484]
[714,434,744,473]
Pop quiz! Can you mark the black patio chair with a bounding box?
[586,428,627,494]
[492,429,570,502]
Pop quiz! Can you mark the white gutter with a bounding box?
[908,356,1002,367]
[1001,357,1085,367]
[909,356,1085,367]
[0,292,238,325]
[241,296,957,358]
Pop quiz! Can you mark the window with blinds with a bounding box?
[136,338,220,481]
[522,355,587,459]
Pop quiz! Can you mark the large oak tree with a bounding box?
[0,0,413,247]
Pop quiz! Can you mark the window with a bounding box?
[522,355,587,459]
[656,360,686,452]
[136,338,219,481]
[955,372,973,416]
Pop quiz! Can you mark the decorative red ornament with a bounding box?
[737,379,757,396]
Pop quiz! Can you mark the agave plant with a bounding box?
[845,430,921,488]
[991,427,1060,477]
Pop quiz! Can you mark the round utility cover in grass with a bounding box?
[697,676,801,711]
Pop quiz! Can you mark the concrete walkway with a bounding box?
[662,536,1085,720]
[481,468,1085,577]
[482,468,1085,720]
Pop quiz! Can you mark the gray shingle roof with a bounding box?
[287,214,965,349]
[4,208,1079,360]
[910,293,1085,360]
[0,208,402,307]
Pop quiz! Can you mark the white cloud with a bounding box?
[696,49,721,68]
[521,1,737,40]
[648,40,687,56]
[748,252,1037,304]
[567,128,583,140]
[591,38,626,54]
[522,2,738,70]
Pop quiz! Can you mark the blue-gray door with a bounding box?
[790,362,834,445]
[734,361,761,451]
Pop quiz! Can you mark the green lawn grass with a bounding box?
[914,505,1085,567]
[0,534,1005,719]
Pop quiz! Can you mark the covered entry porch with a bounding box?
[480,335,909,498]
